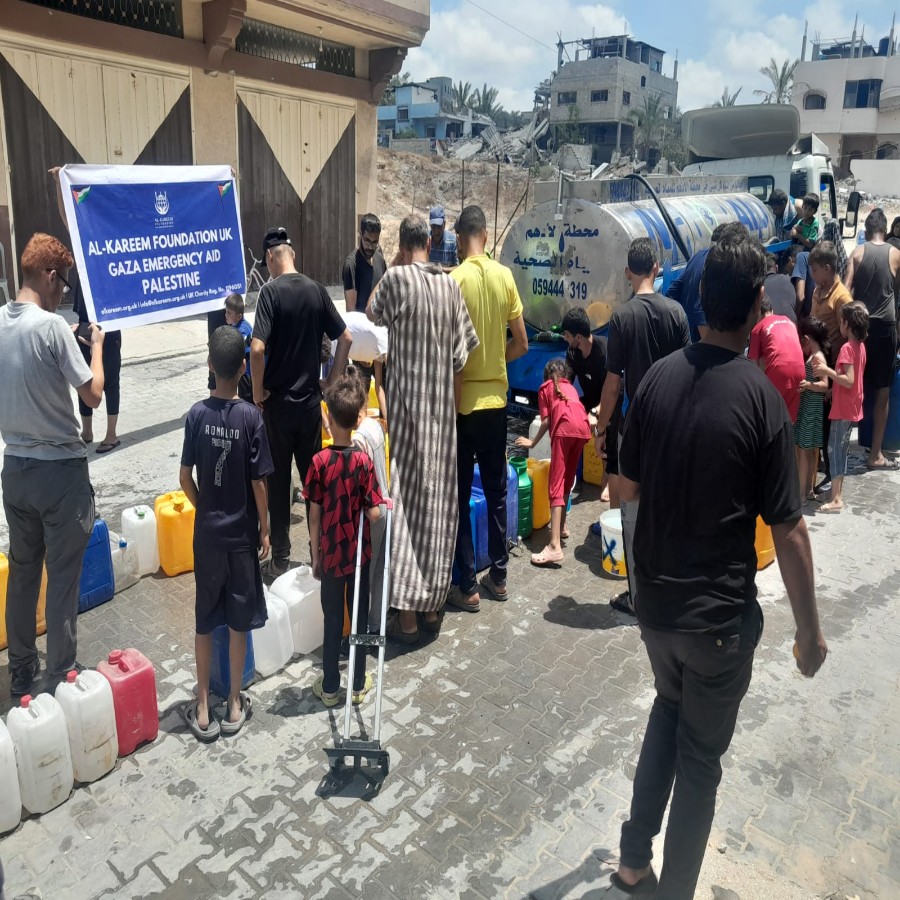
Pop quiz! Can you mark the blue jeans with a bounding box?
[828,418,853,477]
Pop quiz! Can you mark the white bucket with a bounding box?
[55,669,118,784]
[599,509,627,578]
[0,717,21,833]
[528,415,553,460]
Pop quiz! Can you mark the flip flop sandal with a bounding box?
[96,440,121,454]
[421,608,445,634]
[867,459,900,470]
[610,870,659,895]
[386,614,420,643]
[478,574,508,602]
[446,587,480,612]
[184,700,220,743]
[531,548,564,567]
[220,693,251,736]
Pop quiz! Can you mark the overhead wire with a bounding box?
[460,0,556,52]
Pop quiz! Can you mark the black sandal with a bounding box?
[610,869,658,895]
[386,613,419,644]
[421,608,445,634]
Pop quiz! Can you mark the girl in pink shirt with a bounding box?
[516,359,590,566]
[813,302,869,512]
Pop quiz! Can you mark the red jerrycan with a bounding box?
[97,649,159,756]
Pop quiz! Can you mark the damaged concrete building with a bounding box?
[546,34,678,163]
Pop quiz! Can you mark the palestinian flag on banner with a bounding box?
[72,186,91,205]
[217,182,232,198]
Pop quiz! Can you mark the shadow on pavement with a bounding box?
[544,595,620,631]
[523,848,616,899]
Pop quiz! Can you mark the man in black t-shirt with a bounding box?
[561,306,620,504]
[343,213,387,314]
[250,227,352,576]
[610,231,827,899]
[592,239,690,613]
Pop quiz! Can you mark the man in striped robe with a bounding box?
[368,215,479,641]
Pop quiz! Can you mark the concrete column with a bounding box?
[355,99,378,220]
[190,69,238,172]
[616,121,622,152]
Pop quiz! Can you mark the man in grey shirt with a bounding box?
[0,233,105,696]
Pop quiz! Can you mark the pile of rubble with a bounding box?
[448,111,550,165]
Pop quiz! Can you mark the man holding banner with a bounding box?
[0,234,106,696]
[251,227,352,576]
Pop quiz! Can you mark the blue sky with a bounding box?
[405,0,898,111]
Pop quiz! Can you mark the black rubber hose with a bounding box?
[624,172,692,262]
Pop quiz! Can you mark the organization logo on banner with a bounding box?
[154,189,174,230]
[154,190,169,215]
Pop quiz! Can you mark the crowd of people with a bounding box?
[4,186,900,897]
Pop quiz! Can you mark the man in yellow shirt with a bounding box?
[447,206,528,612]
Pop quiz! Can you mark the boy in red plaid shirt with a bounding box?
[305,372,383,707]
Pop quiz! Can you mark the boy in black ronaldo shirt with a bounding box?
[180,326,274,741]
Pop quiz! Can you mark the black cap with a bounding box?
[765,189,788,208]
[263,226,291,256]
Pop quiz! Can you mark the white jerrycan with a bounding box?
[7,693,74,815]
[55,669,119,784]
[120,505,159,576]
[110,533,140,594]
[0,716,22,833]
[254,590,294,677]
[269,565,324,656]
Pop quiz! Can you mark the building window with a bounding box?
[640,76,647,88]
[804,92,826,110]
[397,106,409,123]
[623,91,631,106]
[877,142,898,160]
[591,90,609,103]
[235,18,355,76]
[843,79,882,109]
[558,91,577,105]
[23,0,182,37]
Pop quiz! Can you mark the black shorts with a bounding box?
[194,547,267,634]
[864,320,898,391]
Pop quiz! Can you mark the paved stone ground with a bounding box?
[1,321,899,899]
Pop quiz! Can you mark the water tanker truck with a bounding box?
[499,173,783,405]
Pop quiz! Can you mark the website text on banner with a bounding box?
[59,164,246,332]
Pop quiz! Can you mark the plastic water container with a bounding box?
[79,518,115,614]
[156,491,195,576]
[509,457,533,539]
[472,463,519,546]
[526,458,552,529]
[599,509,626,578]
[1,555,49,652]
[7,693,73,815]
[254,592,293,677]
[0,716,22,833]
[583,439,605,487]
[120,505,159,576]
[110,534,140,594]
[209,626,255,698]
[270,565,324,655]
[55,669,118,784]
[858,365,900,453]
[97,649,159,756]
[528,415,553,460]
[451,495,477,586]
[755,517,776,570]
[470,488,490,572]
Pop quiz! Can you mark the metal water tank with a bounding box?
[500,179,776,331]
